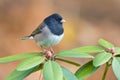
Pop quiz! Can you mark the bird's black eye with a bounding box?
[57,18,62,22]
[58,18,62,20]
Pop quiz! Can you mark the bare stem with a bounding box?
[39,70,43,80]
[102,62,110,80]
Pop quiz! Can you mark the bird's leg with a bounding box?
[50,47,54,54]
[40,46,47,53]
[50,47,55,60]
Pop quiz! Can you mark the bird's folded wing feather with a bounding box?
[30,22,46,36]
[19,22,46,40]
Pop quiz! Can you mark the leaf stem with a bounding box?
[39,70,43,80]
[102,62,110,80]
[56,58,80,66]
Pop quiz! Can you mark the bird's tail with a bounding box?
[19,36,33,40]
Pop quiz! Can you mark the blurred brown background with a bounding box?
[0,0,120,80]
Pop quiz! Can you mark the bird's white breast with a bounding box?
[33,26,64,47]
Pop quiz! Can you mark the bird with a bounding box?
[19,13,65,53]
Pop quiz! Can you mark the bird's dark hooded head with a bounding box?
[44,13,65,35]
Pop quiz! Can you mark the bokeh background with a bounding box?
[0,0,120,80]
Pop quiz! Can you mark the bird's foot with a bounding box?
[50,47,55,54]
[44,50,55,61]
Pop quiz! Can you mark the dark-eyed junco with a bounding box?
[20,13,65,52]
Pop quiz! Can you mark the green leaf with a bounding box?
[0,52,41,63]
[33,63,44,72]
[56,50,93,58]
[43,61,63,80]
[56,58,80,66]
[6,70,32,80]
[112,57,120,80]
[72,46,104,54]
[6,65,40,80]
[115,47,120,55]
[17,56,45,71]
[98,39,114,49]
[61,66,78,80]
[75,61,99,80]
[93,52,112,67]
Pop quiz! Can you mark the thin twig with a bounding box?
[39,70,42,80]
[102,62,110,80]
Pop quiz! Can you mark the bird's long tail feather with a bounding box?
[19,36,33,40]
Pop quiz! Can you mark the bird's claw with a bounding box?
[44,50,55,60]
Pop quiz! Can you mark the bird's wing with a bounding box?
[30,22,46,36]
